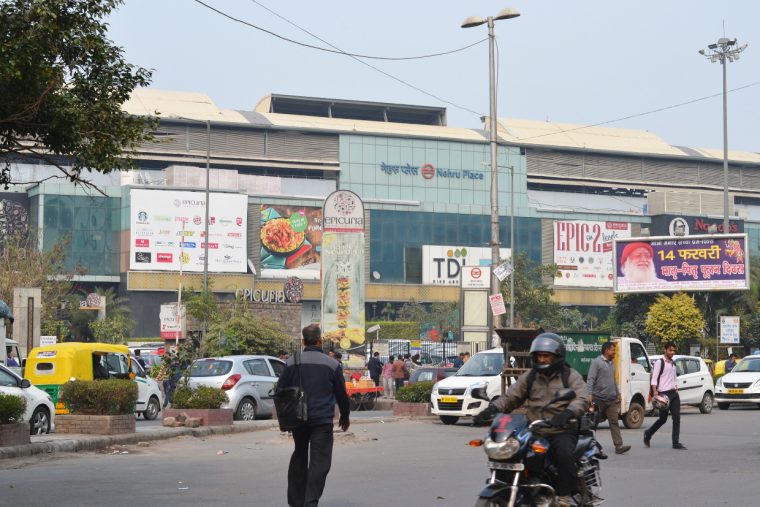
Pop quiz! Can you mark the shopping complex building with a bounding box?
[3,89,760,342]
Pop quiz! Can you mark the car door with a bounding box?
[0,366,31,422]
[129,358,150,410]
[628,341,651,404]
[675,358,700,404]
[243,358,277,414]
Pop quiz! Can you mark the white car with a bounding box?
[430,348,505,425]
[0,363,55,434]
[649,355,714,413]
[715,355,760,410]
[130,356,163,420]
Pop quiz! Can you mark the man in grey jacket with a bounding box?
[587,342,630,454]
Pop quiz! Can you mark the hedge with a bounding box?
[171,385,228,409]
[365,321,420,341]
[0,394,26,424]
[60,379,138,415]
[396,381,435,403]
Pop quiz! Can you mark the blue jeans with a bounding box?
[163,379,176,408]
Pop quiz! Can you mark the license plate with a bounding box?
[440,396,458,403]
[488,461,524,471]
[728,388,744,394]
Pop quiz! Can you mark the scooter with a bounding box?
[468,388,605,507]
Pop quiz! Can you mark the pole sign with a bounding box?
[462,266,491,289]
[720,316,740,344]
[321,190,366,350]
[614,234,749,293]
[489,293,507,316]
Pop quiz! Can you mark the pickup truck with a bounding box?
[430,334,653,428]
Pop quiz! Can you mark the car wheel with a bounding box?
[623,402,644,429]
[439,415,459,425]
[29,406,51,435]
[143,396,161,421]
[699,392,714,414]
[236,398,257,421]
[717,402,731,410]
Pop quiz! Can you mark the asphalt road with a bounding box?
[5,405,760,507]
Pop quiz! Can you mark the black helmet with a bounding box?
[530,333,566,373]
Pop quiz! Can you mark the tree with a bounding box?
[645,293,705,351]
[0,0,155,189]
[504,252,560,328]
[606,293,658,343]
[89,314,131,344]
[203,298,289,357]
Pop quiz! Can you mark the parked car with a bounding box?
[649,354,715,413]
[129,356,163,420]
[408,367,458,385]
[715,355,760,410]
[0,363,55,435]
[187,355,285,420]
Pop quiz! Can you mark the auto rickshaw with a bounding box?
[24,343,132,414]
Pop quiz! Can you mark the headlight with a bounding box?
[484,436,520,460]
[716,377,723,388]
[466,381,488,396]
[753,379,760,388]
[432,383,439,395]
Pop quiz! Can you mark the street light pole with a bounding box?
[204,120,211,291]
[700,38,747,234]
[462,8,520,343]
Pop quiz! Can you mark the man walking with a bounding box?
[367,352,383,386]
[279,324,350,507]
[587,342,630,455]
[644,341,686,450]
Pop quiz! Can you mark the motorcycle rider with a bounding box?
[475,333,590,507]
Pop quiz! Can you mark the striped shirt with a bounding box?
[651,357,677,392]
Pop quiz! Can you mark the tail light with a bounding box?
[222,374,241,390]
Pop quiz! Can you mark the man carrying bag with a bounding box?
[275,324,350,507]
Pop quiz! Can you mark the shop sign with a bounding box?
[378,162,484,181]
[422,246,510,285]
[554,220,631,288]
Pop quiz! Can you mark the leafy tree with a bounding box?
[203,298,289,357]
[89,314,131,344]
[503,252,560,328]
[607,293,658,342]
[645,293,705,351]
[0,0,155,189]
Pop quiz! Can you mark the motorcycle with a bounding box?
[468,388,605,507]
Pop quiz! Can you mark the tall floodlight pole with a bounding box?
[699,38,747,234]
[462,8,520,343]
[204,120,211,290]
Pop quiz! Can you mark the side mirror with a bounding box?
[20,379,31,389]
[553,388,576,402]
[471,386,489,401]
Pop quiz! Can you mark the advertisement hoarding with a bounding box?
[129,189,247,273]
[614,234,749,293]
[321,190,366,350]
[422,246,511,286]
[554,220,631,288]
[260,204,322,280]
[720,316,740,344]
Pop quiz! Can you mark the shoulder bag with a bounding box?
[273,351,308,431]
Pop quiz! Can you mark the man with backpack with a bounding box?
[474,333,590,507]
[644,341,686,450]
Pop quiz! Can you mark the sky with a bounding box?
[108,1,759,153]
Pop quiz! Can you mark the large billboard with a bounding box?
[613,234,749,293]
[554,220,631,288]
[321,190,365,350]
[260,204,322,280]
[649,214,743,236]
[422,246,511,286]
[130,189,248,273]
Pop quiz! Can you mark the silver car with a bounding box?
[187,355,285,420]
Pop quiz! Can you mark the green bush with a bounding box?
[396,381,435,403]
[365,321,420,341]
[60,379,137,415]
[171,385,228,409]
[0,394,26,424]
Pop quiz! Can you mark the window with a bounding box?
[675,360,686,377]
[685,359,701,374]
[629,343,651,372]
[245,358,271,377]
[0,368,17,387]
[268,359,285,377]
[190,360,232,377]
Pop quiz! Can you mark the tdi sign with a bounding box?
[422,245,510,286]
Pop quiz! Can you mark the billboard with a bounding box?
[649,214,743,236]
[613,234,749,293]
[260,204,322,280]
[129,189,247,273]
[321,190,366,349]
[422,246,511,286]
[554,220,631,288]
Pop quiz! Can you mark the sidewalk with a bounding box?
[0,415,400,461]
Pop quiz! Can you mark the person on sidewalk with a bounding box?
[381,355,395,398]
[392,355,407,392]
[644,341,687,450]
[367,352,383,387]
[587,342,630,455]
[279,324,350,507]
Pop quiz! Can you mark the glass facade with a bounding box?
[41,194,120,276]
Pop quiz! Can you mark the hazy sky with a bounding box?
[108,1,758,153]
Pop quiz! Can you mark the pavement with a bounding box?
[0,397,417,461]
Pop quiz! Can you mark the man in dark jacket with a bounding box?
[279,324,350,507]
[367,352,383,386]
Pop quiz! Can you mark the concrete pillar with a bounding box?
[13,288,41,357]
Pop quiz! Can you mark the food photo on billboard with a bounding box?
[613,234,749,293]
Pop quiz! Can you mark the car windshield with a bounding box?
[190,359,233,377]
[733,358,760,373]
[456,353,504,377]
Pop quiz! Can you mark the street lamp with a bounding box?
[462,8,520,341]
[699,38,747,234]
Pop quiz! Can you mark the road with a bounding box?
[6,405,760,507]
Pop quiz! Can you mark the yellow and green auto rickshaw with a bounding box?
[24,342,132,414]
